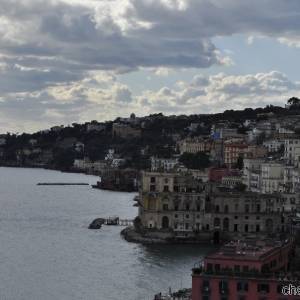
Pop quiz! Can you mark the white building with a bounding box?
[150,157,179,172]
[243,158,264,192]
[284,138,300,167]
[263,139,284,153]
[261,162,284,194]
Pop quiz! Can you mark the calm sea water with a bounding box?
[0,167,213,300]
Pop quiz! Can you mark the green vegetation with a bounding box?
[179,152,211,170]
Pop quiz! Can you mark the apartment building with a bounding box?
[285,138,300,167]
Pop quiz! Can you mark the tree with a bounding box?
[287,97,300,106]
[179,152,211,170]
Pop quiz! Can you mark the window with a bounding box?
[257,204,261,212]
[174,205,178,211]
[185,223,189,230]
[215,264,220,271]
[207,263,213,271]
[242,266,249,273]
[164,178,168,183]
[150,185,156,191]
[163,204,168,211]
[245,216,249,220]
[219,280,228,294]
[186,214,189,219]
[234,216,238,219]
[224,205,229,213]
[186,204,190,211]
[215,205,220,213]
[175,214,178,218]
[235,203,239,211]
[256,224,260,232]
[257,283,270,293]
[150,177,155,183]
[245,204,250,213]
[197,205,200,211]
[202,280,210,294]
[244,224,249,232]
[234,224,238,232]
[234,265,240,272]
[163,185,169,192]
[237,281,248,292]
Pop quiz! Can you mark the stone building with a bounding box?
[139,171,205,238]
[138,172,294,241]
[112,123,141,139]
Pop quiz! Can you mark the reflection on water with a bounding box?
[0,167,214,300]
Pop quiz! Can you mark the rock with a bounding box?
[89,218,105,229]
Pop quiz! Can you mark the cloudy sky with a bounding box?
[1,0,300,132]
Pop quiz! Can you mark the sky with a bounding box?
[1,0,300,133]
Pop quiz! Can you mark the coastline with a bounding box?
[121,226,220,245]
[0,164,137,192]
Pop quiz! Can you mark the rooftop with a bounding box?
[206,239,291,262]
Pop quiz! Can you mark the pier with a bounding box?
[105,217,133,226]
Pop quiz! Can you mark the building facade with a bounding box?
[192,239,298,300]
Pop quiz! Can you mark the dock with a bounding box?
[105,217,133,226]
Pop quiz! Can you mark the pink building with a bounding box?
[192,239,299,300]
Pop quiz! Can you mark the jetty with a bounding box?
[105,217,133,226]
[89,216,133,228]
[37,182,89,186]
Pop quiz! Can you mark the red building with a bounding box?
[224,143,248,167]
[192,239,300,300]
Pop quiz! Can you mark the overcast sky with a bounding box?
[1,0,300,133]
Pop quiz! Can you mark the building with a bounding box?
[245,145,267,159]
[138,172,293,241]
[204,188,291,240]
[112,123,141,139]
[221,176,242,188]
[178,138,213,155]
[224,142,248,167]
[86,122,105,132]
[192,239,298,300]
[73,158,108,174]
[263,139,284,153]
[261,162,284,194]
[211,126,242,140]
[139,171,205,237]
[285,138,300,167]
[243,158,264,193]
[150,157,179,172]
